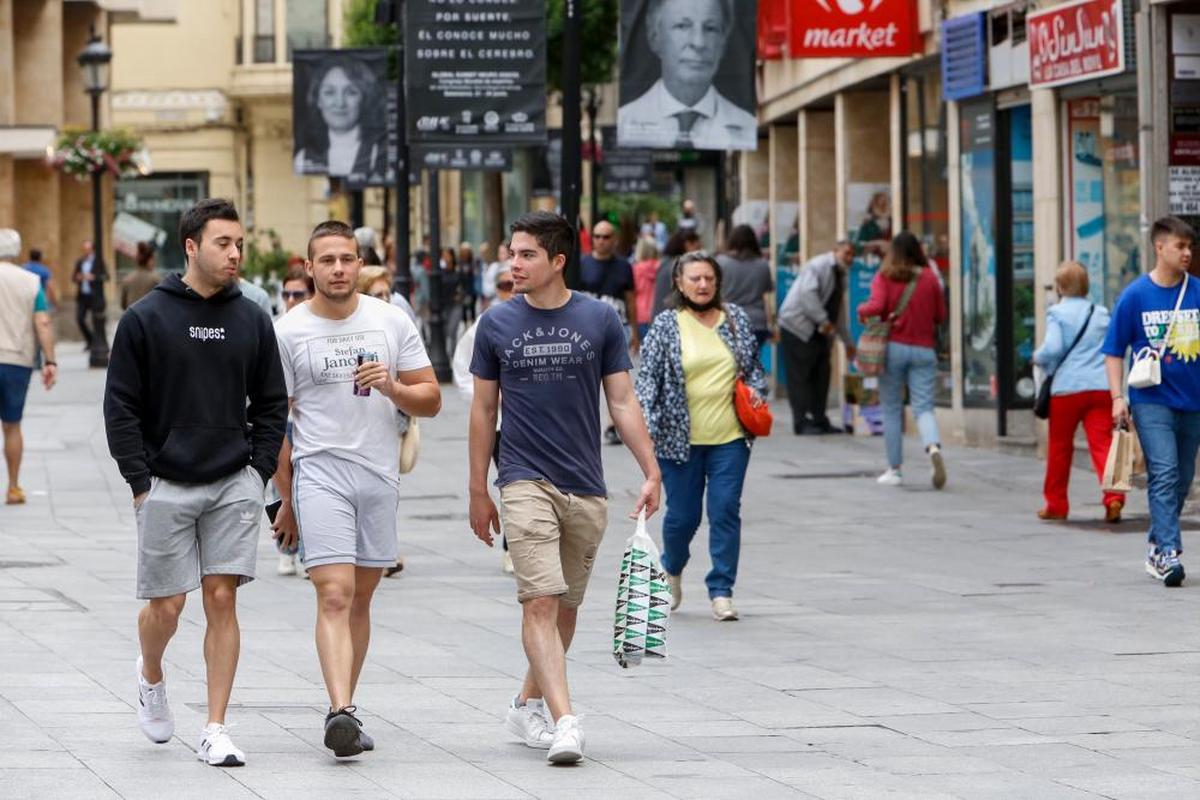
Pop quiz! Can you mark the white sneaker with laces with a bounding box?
[197,723,245,767]
[136,656,174,743]
[711,596,739,621]
[277,552,297,575]
[505,695,553,749]
[547,714,584,764]
[877,468,902,486]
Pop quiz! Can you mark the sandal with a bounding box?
[5,486,26,505]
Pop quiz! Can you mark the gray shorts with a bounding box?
[293,454,399,569]
[136,466,265,599]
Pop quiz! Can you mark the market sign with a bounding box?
[788,0,921,58]
[1028,0,1124,89]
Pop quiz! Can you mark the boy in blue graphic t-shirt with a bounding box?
[1103,215,1200,587]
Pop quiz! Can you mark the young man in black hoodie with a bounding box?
[103,198,287,766]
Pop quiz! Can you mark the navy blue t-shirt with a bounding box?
[1102,273,1200,412]
[580,254,634,323]
[470,293,633,496]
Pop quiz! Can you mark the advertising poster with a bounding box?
[1028,0,1124,89]
[960,101,997,406]
[405,0,546,145]
[846,183,891,249]
[293,49,395,186]
[1067,100,1106,304]
[618,0,758,151]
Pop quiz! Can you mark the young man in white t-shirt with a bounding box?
[272,221,440,758]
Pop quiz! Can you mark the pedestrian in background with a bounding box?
[72,239,106,351]
[1033,261,1123,523]
[632,236,660,340]
[104,198,288,766]
[458,242,479,324]
[1104,215,1200,588]
[439,247,464,356]
[22,247,57,307]
[453,265,515,574]
[651,228,702,321]
[121,241,161,309]
[354,226,383,266]
[777,241,855,434]
[857,231,948,489]
[636,253,766,622]
[268,266,313,577]
[482,241,510,308]
[717,224,775,348]
[0,229,58,506]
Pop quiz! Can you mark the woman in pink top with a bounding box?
[632,236,660,339]
[857,232,949,489]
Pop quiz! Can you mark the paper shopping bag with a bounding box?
[1102,427,1136,493]
[613,510,670,669]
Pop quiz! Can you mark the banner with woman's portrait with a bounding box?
[618,0,758,151]
[293,49,395,186]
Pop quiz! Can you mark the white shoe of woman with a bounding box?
[876,468,902,486]
[711,597,738,621]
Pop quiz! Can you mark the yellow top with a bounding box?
[678,310,743,445]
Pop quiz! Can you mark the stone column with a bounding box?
[798,109,835,261]
[767,123,798,270]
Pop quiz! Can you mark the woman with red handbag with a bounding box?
[635,253,768,622]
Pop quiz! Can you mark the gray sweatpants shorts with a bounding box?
[294,453,400,570]
[135,465,265,599]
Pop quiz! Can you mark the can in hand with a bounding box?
[353,352,378,397]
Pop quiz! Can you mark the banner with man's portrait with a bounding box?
[618,0,758,151]
[293,49,395,186]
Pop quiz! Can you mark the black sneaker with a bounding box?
[324,707,364,757]
[358,728,374,751]
[1146,547,1186,587]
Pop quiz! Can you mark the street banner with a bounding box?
[293,49,395,186]
[1028,0,1124,89]
[405,0,546,145]
[617,0,758,151]
[788,0,921,58]
[412,146,513,171]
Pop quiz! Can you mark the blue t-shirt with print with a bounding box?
[470,292,632,496]
[1102,273,1200,411]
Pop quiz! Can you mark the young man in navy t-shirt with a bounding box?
[1104,215,1200,587]
[468,211,661,763]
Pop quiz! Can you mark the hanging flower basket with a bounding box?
[47,128,150,180]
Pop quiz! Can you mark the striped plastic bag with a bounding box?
[613,510,670,668]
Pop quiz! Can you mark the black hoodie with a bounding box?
[103,274,288,496]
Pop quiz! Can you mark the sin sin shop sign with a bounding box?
[1028,0,1124,89]
[787,0,921,58]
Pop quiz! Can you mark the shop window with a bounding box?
[1065,95,1140,306]
[959,100,997,407]
[114,173,210,277]
[901,69,951,404]
[287,0,329,60]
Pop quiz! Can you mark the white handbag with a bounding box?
[1128,274,1189,390]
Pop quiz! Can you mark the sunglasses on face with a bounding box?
[496,280,514,291]
[282,290,309,300]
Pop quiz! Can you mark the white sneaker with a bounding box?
[929,445,947,489]
[277,552,296,576]
[711,596,739,621]
[136,656,174,743]
[877,468,902,486]
[197,723,245,767]
[547,714,584,764]
[667,572,682,611]
[505,695,553,749]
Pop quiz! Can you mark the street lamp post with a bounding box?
[78,28,112,369]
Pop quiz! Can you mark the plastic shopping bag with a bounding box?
[613,510,670,669]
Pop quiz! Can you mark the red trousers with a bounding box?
[1043,390,1125,516]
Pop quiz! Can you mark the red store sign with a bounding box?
[788,0,921,58]
[1028,0,1125,89]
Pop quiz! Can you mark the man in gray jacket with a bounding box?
[778,242,855,434]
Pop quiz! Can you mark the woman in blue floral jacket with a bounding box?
[635,253,768,621]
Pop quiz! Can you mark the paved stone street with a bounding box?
[1,354,1199,799]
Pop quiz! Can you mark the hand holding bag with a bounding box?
[1102,423,1137,493]
[613,509,670,669]
[855,269,922,377]
[735,378,772,437]
[1129,274,1189,389]
[1034,304,1094,420]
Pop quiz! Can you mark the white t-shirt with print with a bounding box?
[275,295,431,482]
